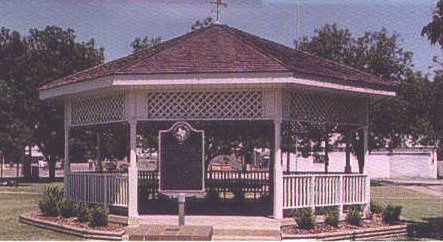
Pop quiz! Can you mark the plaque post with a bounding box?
[178,193,186,226]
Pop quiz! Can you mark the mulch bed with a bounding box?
[30,212,125,233]
[282,214,401,235]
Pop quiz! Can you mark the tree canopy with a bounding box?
[0,26,104,180]
[300,24,439,149]
[130,36,162,52]
[191,17,213,31]
[422,0,443,48]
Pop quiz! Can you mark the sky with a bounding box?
[0,0,441,76]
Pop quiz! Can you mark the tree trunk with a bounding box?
[48,156,56,181]
[22,145,32,179]
[324,135,329,173]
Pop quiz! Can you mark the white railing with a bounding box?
[283,173,369,211]
[66,172,128,207]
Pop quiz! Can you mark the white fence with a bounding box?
[282,173,369,211]
[65,171,369,213]
[65,172,128,207]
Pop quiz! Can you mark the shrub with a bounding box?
[38,186,64,216]
[325,207,340,227]
[77,202,90,223]
[205,190,220,201]
[370,201,385,214]
[294,208,316,230]
[382,205,402,224]
[346,206,362,226]
[59,198,75,218]
[89,205,109,227]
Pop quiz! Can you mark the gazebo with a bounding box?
[39,24,396,222]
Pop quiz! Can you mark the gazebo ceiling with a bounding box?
[39,24,397,94]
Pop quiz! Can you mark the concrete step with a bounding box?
[212,235,280,241]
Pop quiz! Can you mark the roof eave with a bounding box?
[39,72,396,101]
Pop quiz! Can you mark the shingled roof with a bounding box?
[39,24,397,91]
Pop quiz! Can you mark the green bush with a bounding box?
[382,205,402,224]
[370,201,385,214]
[294,208,316,230]
[89,205,109,227]
[59,198,75,218]
[77,202,90,223]
[38,186,64,216]
[325,207,340,227]
[346,206,362,226]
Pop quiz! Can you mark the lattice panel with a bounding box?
[283,90,366,125]
[144,91,265,120]
[71,92,126,126]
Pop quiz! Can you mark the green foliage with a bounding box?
[191,17,213,31]
[131,36,161,52]
[346,206,363,226]
[58,198,75,218]
[38,186,64,216]
[0,26,104,181]
[325,207,340,227]
[300,23,439,151]
[421,0,443,48]
[293,208,316,230]
[77,202,90,223]
[382,205,402,224]
[370,201,385,214]
[88,205,108,227]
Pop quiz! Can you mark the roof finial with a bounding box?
[210,0,228,24]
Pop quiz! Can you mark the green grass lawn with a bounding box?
[0,182,82,241]
[371,185,443,222]
[0,181,441,240]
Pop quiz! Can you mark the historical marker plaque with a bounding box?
[159,122,205,194]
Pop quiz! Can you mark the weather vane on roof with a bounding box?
[210,0,228,24]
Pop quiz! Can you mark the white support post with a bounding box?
[128,120,139,224]
[127,90,140,225]
[363,127,371,217]
[338,175,343,220]
[310,175,315,212]
[273,89,283,219]
[64,101,71,197]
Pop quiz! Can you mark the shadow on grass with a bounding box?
[407,217,443,240]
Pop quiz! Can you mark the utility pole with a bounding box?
[294,1,303,49]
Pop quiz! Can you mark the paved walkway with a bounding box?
[0,191,41,195]
[123,215,281,240]
[373,178,443,186]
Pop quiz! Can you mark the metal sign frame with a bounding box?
[158,121,205,194]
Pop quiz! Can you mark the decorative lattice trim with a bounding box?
[144,91,265,120]
[71,92,126,126]
[283,90,367,126]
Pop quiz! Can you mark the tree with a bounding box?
[0,28,35,177]
[422,0,443,48]
[0,26,104,181]
[300,24,439,169]
[130,36,161,52]
[191,17,213,31]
